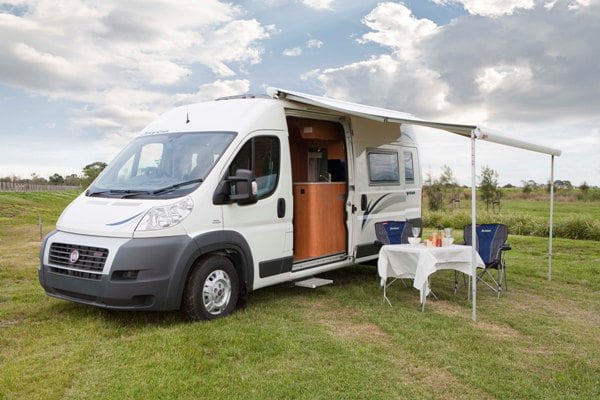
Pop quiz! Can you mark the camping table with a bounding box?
[377,244,485,310]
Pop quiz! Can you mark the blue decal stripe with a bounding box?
[105,211,146,226]
[361,193,390,230]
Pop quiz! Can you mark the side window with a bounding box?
[367,150,400,184]
[229,136,280,199]
[404,151,415,184]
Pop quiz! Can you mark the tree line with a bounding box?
[425,165,596,211]
[1,162,107,188]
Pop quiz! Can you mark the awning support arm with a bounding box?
[471,129,477,322]
[548,155,555,281]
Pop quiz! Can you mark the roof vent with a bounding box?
[215,94,271,101]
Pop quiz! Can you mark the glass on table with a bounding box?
[443,228,453,238]
[411,227,421,238]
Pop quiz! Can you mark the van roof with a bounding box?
[141,98,283,135]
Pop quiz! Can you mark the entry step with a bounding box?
[294,277,333,289]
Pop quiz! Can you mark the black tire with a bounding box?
[182,255,240,321]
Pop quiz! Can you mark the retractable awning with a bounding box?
[267,87,561,156]
[267,86,561,322]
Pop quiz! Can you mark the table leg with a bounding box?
[421,282,427,312]
[383,280,393,307]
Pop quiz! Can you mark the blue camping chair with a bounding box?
[463,224,511,296]
[374,220,415,293]
[374,220,413,251]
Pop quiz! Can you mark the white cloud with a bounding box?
[282,47,303,56]
[476,64,533,93]
[300,0,334,10]
[568,0,592,9]
[306,39,324,48]
[170,79,250,106]
[308,3,449,115]
[433,0,535,17]
[359,2,438,58]
[0,0,272,157]
[306,0,600,185]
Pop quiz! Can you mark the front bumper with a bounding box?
[39,231,199,311]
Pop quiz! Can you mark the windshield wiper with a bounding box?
[151,178,204,196]
[87,190,112,197]
[87,189,151,198]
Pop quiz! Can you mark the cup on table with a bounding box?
[411,227,421,238]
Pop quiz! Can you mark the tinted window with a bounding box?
[368,151,400,184]
[404,151,415,183]
[230,136,280,199]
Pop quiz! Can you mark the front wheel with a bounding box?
[182,255,239,320]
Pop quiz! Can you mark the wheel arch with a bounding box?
[168,230,254,310]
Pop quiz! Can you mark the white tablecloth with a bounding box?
[377,244,485,304]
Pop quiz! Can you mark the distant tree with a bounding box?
[479,166,500,210]
[30,173,48,185]
[503,183,514,188]
[439,165,457,187]
[579,181,590,192]
[521,180,534,194]
[64,174,81,186]
[425,172,443,211]
[82,162,107,186]
[49,173,65,185]
[438,165,462,209]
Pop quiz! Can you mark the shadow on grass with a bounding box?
[38,264,415,328]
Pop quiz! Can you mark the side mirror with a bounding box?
[213,169,257,205]
[229,169,258,205]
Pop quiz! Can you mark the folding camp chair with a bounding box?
[374,220,413,250]
[463,224,511,297]
[374,220,417,295]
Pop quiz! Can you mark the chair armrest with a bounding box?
[501,244,511,251]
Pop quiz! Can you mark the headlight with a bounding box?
[136,196,194,231]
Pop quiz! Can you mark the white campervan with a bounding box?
[39,88,422,319]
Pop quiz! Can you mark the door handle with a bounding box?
[277,198,286,218]
[361,194,367,211]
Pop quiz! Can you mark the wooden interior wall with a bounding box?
[287,117,346,182]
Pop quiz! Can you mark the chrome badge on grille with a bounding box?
[69,249,80,264]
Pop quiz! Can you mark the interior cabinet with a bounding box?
[293,182,347,261]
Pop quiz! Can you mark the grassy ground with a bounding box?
[424,195,600,240]
[1,192,599,399]
[433,197,600,220]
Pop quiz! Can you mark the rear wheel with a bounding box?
[183,255,239,320]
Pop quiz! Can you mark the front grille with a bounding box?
[49,267,102,281]
[49,242,109,272]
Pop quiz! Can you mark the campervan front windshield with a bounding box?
[88,131,236,198]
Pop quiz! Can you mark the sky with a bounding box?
[0,0,598,186]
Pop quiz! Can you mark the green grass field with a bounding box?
[1,191,599,399]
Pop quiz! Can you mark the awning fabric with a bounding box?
[267,87,561,157]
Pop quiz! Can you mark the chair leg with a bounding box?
[497,267,502,298]
[478,268,500,295]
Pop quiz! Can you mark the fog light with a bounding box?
[112,270,139,280]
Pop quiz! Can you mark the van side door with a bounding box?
[220,131,294,290]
